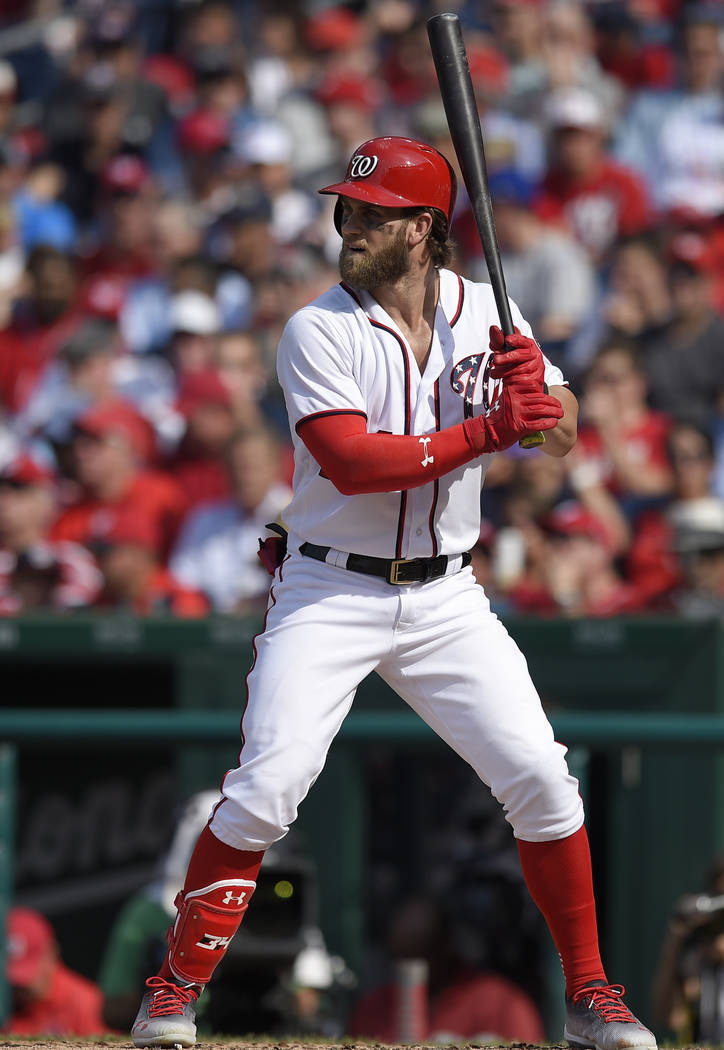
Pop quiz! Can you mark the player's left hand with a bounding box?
[488,325,545,391]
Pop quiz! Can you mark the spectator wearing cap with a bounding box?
[165,288,221,377]
[481,446,633,611]
[93,508,209,616]
[81,154,157,286]
[461,167,594,356]
[315,72,381,162]
[14,317,179,456]
[121,236,252,356]
[520,498,638,616]
[666,498,724,617]
[50,401,186,560]
[614,5,724,219]
[165,368,237,510]
[232,119,319,245]
[0,245,82,414]
[0,453,101,615]
[3,906,108,1035]
[641,232,724,428]
[534,86,651,264]
[575,339,674,517]
[214,186,277,287]
[176,106,234,208]
[169,424,292,613]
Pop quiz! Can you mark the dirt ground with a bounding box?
[0,1041,714,1049]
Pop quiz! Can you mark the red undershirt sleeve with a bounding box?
[298,411,482,495]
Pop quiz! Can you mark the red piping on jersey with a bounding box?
[296,408,367,435]
[340,280,362,306]
[428,379,441,557]
[450,274,464,327]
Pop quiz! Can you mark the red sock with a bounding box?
[517,825,606,997]
[182,823,264,893]
[158,824,265,984]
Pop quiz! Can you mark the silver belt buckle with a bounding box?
[387,559,416,585]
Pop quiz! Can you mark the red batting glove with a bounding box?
[463,384,563,454]
[488,325,545,391]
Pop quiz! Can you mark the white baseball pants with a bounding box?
[210,553,584,850]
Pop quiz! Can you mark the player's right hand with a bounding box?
[464,384,563,454]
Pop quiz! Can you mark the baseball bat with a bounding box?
[426,12,545,449]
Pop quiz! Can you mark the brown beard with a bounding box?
[339,224,410,290]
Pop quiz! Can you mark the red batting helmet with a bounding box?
[319,136,457,233]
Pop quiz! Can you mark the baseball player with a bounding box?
[131,137,657,1050]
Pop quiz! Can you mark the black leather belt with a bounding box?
[299,542,471,585]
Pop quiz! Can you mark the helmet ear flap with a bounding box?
[333,198,343,235]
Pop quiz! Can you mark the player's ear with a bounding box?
[407,210,434,248]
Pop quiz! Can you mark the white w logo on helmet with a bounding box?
[349,154,379,179]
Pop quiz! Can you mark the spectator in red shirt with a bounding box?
[165,368,237,511]
[575,338,673,515]
[92,509,209,616]
[511,499,639,616]
[0,453,101,614]
[346,893,544,1044]
[82,155,158,285]
[534,86,651,264]
[0,245,82,413]
[50,401,186,559]
[625,420,720,610]
[4,906,108,1036]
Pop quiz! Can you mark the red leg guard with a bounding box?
[166,881,255,986]
[158,824,265,987]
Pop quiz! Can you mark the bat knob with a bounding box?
[519,431,546,449]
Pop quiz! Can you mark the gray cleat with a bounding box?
[564,981,657,1050]
[132,976,199,1048]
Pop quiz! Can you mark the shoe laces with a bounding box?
[572,983,637,1023]
[146,976,198,1017]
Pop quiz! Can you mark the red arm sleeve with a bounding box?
[298,412,481,495]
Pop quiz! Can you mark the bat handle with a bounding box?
[498,318,546,449]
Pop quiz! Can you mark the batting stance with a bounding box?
[132,137,657,1050]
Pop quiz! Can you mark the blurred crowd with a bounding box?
[0,0,724,616]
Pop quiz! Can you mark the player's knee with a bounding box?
[212,752,323,849]
[496,750,584,840]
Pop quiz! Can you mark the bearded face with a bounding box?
[339,222,411,290]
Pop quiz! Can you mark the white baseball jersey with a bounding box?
[210,267,583,857]
[277,267,565,559]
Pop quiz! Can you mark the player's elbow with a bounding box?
[329,468,371,496]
